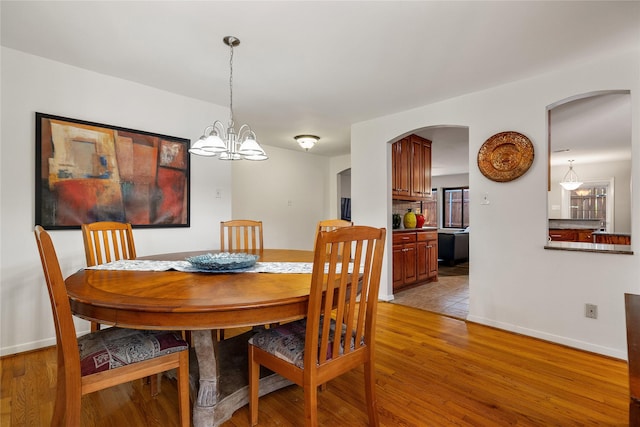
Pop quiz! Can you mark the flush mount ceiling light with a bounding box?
[559,160,583,190]
[295,135,320,151]
[189,36,267,161]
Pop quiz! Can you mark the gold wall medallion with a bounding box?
[477,131,534,182]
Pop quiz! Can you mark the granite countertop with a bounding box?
[392,227,437,233]
[592,231,631,236]
[544,241,633,255]
[549,225,601,230]
[548,218,603,230]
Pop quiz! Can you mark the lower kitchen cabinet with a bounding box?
[393,230,438,292]
[593,233,631,245]
[548,228,595,243]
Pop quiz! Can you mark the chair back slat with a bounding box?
[220,220,263,253]
[82,222,136,266]
[307,226,386,368]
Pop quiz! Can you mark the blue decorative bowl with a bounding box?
[185,252,258,271]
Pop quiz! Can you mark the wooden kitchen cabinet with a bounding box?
[594,233,631,245]
[393,230,438,291]
[548,229,575,242]
[392,138,411,198]
[392,134,432,201]
[576,230,595,243]
[417,231,438,281]
[393,232,417,290]
[548,228,595,243]
[410,135,432,199]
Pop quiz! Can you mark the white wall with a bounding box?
[0,48,331,355]
[352,50,640,359]
[0,48,231,354]
[232,146,331,251]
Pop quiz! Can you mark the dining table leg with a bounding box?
[192,329,218,427]
[189,328,294,427]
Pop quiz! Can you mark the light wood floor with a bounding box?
[1,302,628,426]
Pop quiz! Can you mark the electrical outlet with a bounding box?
[585,303,598,319]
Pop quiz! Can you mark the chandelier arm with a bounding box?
[211,120,227,138]
[236,124,254,140]
[201,124,215,136]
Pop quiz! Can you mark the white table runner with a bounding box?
[86,259,363,274]
[85,259,315,274]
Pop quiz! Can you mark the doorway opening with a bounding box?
[337,168,351,221]
[390,125,470,320]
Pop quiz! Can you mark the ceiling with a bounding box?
[2,1,638,175]
[549,91,632,167]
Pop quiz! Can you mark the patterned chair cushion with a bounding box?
[78,327,188,376]
[249,317,362,369]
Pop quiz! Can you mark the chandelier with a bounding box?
[189,36,267,161]
[559,160,582,190]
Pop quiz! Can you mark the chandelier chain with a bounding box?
[228,41,234,128]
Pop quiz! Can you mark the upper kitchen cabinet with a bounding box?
[392,134,432,201]
[392,137,411,198]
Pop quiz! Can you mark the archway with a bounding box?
[390,125,470,319]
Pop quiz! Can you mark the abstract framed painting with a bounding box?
[35,112,190,229]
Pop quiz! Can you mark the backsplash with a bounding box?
[392,200,423,216]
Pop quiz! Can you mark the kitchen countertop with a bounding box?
[548,218,603,230]
[392,227,437,233]
[592,231,631,236]
[544,241,633,254]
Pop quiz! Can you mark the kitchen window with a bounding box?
[443,187,469,229]
[564,180,612,232]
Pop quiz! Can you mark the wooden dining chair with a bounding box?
[81,220,191,384]
[82,221,137,268]
[34,226,190,427]
[220,219,263,253]
[625,293,640,425]
[313,219,354,392]
[249,225,386,426]
[315,219,353,253]
[81,221,136,333]
[218,219,265,340]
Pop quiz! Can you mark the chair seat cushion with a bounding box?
[78,328,188,376]
[249,318,361,368]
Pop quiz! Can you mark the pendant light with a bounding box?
[190,36,267,161]
[559,160,582,190]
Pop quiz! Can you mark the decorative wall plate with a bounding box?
[477,131,534,182]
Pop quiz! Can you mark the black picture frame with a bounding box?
[35,112,190,230]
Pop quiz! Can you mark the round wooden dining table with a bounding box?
[65,249,315,427]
